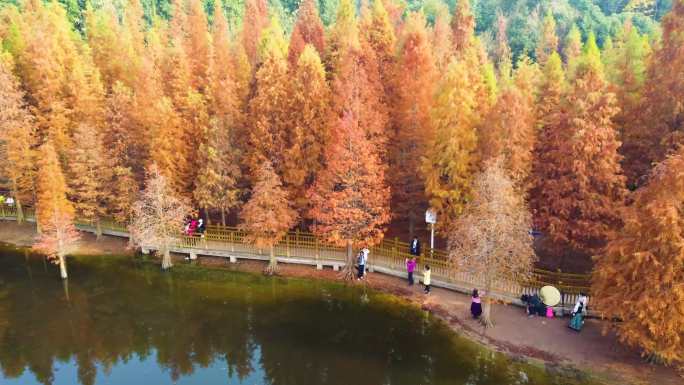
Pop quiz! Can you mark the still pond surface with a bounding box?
[0,247,600,385]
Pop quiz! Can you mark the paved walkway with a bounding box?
[379,273,680,385]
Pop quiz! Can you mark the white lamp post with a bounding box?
[425,208,437,256]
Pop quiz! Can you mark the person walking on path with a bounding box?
[569,293,588,331]
[423,265,431,294]
[471,289,483,319]
[406,257,417,285]
[409,237,421,256]
[357,248,369,280]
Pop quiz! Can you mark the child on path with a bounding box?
[406,257,416,285]
[423,265,431,294]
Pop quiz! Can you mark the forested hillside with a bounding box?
[0,0,671,61]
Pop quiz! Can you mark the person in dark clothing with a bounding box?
[521,294,546,317]
[409,237,421,256]
[471,289,483,319]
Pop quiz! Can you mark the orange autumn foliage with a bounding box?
[34,142,80,279]
[308,110,390,258]
[287,0,325,68]
[593,147,684,368]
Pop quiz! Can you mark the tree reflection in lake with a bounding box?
[0,248,599,385]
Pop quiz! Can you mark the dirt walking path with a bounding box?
[0,221,680,385]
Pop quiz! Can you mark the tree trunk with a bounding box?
[480,282,494,327]
[62,278,70,302]
[265,244,277,275]
[161,247,173,270]
[343,240,354,281]
[95,217,102,240]
[220,209,226,226]
[58,254,68,279]
[408,211,415,240]
[204,206,211,225]
[15,198,24,223]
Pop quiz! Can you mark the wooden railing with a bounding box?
[0,207,591,308]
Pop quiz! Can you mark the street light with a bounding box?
[425,208,437,256]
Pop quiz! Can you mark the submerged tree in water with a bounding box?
[130,165,190,270]
[448,160,535,327]
[34,142,80,279]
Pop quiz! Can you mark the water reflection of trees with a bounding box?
[0,255,539,385]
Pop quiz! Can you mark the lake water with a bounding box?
[0,246,600,385]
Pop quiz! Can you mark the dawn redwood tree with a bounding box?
[326,0,359,75]
[493,13,512,78]
[498,60,539,188]
[604,23,651,187]
[34,142,80,280]
[529,52,566,224]
[67,123,109,238]
[533,52,566,130]
[0,56,36,223]
[308,111,390,280]
[180,91,211,193]
[421,59,478,230]
[628,1,684,186]
[283,46,331,216]
[531,34,626,254]
[84,2,143,91]
[247,18,290,177]
[287,0,325,68]
[563,24,582,76]
[448,160,535,327]
[239,161,297,275]
[451,0,475,54]
[210,0,244,220]
[390,12,436,237]
[130,165,190,270]
[431,9,454,71]
[103,83,140,222]
[193,119,242,225]
[149,97,186,194]
[592,148,684,368]
[330,43,389,161]
[241,0,270,66]
[8,0,78,151]
[535,11,558,67]
[184,0,211,93]
[361,0,396,98]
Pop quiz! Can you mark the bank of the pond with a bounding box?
[0,221,680,385]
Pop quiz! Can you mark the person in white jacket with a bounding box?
[569,293,588,331]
